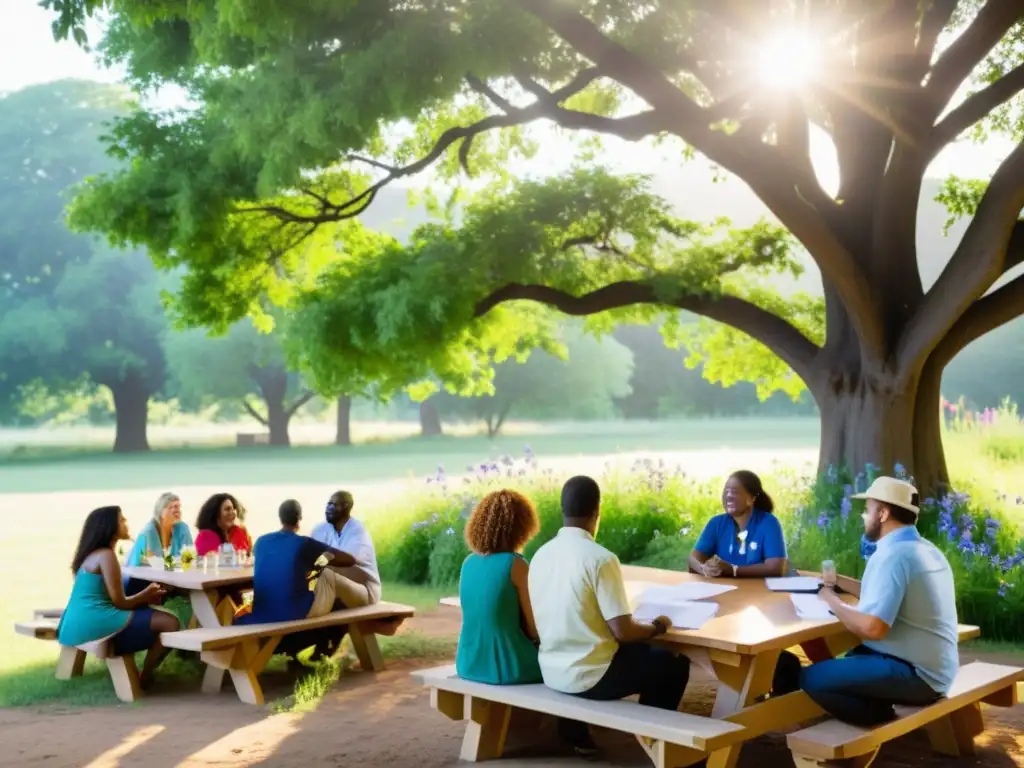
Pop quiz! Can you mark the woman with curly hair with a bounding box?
[456,489,542,685]
[194,493,253,557]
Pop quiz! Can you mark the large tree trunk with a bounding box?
[813,350,949,494]
[420,399,442,437]
[247,366,293,447]
[335,395,352,446]
[109,371,151,453]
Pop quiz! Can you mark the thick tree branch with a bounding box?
[474,281,820,383]
[242,398,269,426]
[930,62,1024,153]
[895,142,1024,383]
[932,270,1024,367]
[924,0,1023,120]
[285,389,316,418]
[915,0,959,78]
[515,0,885,361]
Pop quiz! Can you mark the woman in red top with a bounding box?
[194,493,253,557]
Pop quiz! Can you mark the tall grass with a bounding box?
[369,439,1024,641]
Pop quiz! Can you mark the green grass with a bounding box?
[0,418,821,492]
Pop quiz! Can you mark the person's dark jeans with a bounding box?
[800,645,942,726]
[559,644,690,748]
[772,650,803,696]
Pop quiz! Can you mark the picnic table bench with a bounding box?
[15,617,142,702]
[436,566,994,767]
[415,664,747,767]
[159,601,415,705]
[787,661,1024,767]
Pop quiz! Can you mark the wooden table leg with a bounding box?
[708,650,782,768]
[189,588,224,628]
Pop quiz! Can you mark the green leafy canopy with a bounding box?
[47,1,1024,427]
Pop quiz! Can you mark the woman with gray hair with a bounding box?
[125,492,194,569]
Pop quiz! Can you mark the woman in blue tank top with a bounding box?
[456,489,542,685]
[58,506,180,687]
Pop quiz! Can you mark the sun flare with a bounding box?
[755,30,820,90]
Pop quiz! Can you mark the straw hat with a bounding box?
[852,476,920,516]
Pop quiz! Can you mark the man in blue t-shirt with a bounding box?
[807,477,959,726]
[247,500,362,623]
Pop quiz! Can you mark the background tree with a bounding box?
[52,1,1024,490]
[0,80,168,451]
[165,319,314,447]
[438,326,634,436]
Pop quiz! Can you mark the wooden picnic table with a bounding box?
[440,564,982,768]
[123,565,254,628]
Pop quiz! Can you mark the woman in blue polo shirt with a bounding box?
[688,470,801,696]
[688,470,789,578]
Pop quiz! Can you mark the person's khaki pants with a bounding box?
[308,569,381,618]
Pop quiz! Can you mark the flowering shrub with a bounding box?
[369,449,1024,640]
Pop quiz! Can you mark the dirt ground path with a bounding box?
[2,611,1022,768]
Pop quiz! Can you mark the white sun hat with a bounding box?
[852,476,920,516]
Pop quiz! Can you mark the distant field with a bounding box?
[0,418,821,493]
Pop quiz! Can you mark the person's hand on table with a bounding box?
[819,585,842,610]
[651,615,672,636]
[141,582,168,604]
[701,556,725,578]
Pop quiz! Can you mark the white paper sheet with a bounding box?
[633,599,719,630]
[790,593,834,620]
[636,582,737,604]
[765,576,822,592]
[623,580,667,602]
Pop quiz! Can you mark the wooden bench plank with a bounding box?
[15,619,58,640]
[414,664,745,753]
[158,601,415,652]
[787,661,1024,761]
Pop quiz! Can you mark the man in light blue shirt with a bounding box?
[808,477,959,725]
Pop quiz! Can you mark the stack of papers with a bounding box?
[790,593,834,620]
[630,582,734,630]
[765,576,822,592]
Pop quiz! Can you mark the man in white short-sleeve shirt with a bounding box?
[310,490,383,609]
[529,476,690,756]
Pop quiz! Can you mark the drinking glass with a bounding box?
[822,559,837,587]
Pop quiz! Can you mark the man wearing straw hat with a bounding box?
[803,476,959,725]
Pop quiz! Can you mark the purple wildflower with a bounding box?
[840,497,852,520]
[817,512,829,529]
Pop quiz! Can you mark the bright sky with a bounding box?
[0,0,1016,187]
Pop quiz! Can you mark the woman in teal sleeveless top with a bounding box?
[58,506,180,687]
[456,489,542,685]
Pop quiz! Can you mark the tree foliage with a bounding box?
[437,324,634,435]
[48,0,1024,487]
[0,80,169,450]
[164,317,313,446]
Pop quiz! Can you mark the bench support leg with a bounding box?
[637,737,705,768]
[460,697,511,762]
[56,646,86,680]
[349,625,384,672]
[107,655,142,703]
[431,688,465,721]
[791,748,879,768]
[924,701,983,757]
